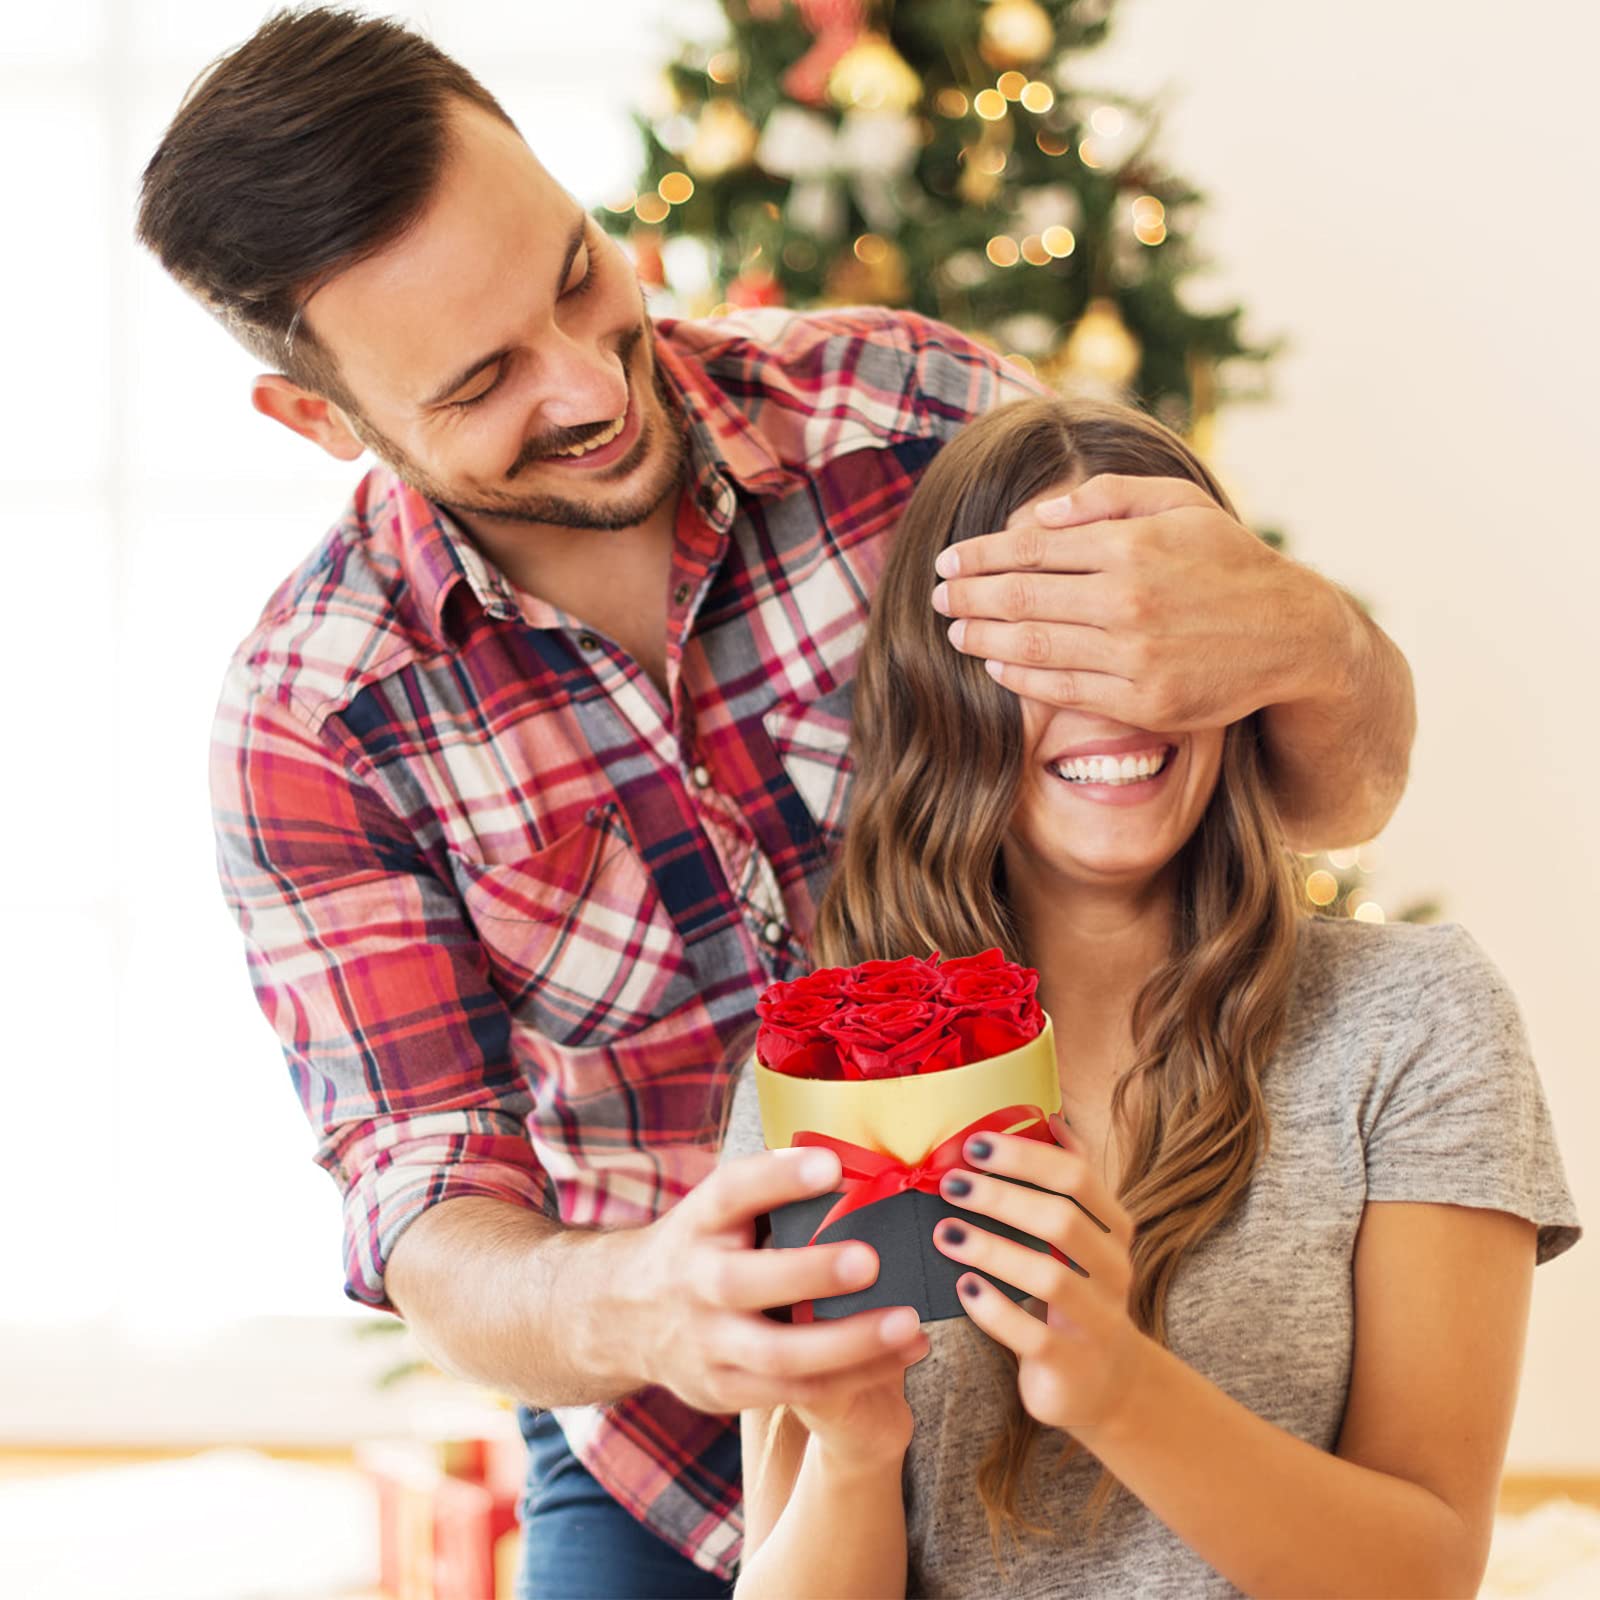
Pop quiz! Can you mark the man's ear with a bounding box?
[251,374,367,462]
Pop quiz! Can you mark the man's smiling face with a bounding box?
[299,98,683,532]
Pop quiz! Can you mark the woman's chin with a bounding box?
[1035,847,1177,895]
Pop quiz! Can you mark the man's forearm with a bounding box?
[385,1196,656,1408]
[1262,580,1416,852]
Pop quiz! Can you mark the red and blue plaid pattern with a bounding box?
[210,305,1039,1576]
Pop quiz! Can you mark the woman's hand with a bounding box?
[932,1114,1150,1437]
[789,1294,927,1471]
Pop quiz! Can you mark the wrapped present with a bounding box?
[361,1436,523,1600]
[752,949,1063,1322]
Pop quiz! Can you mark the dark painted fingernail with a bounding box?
[966,1137,993,1162]
[940,1222,967,1246]
[943,1174,972,1198]
[959,1275,983,1299]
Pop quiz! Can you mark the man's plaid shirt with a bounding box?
[210,305,1037,1577]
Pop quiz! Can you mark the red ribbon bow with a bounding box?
[792,1103,1054,1243]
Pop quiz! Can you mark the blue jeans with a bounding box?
[515,1407,735,1599]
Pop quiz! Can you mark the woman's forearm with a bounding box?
[736,1439,907,1599]
[1080,1335,1475,1598]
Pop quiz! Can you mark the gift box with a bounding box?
[752,951,1063,1323]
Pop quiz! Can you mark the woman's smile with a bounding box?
[1043,734,1181,808]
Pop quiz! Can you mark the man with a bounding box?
[138,10,1414,1597]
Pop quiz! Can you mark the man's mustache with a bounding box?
[506,325,644,479]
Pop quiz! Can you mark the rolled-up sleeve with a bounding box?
[210,657,555,1308]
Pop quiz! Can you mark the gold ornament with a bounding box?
[827,32,922,114]
[685,99,759,178]
[823,235,910,305]
[1061,297,1142,389]
[980,0,1055,70]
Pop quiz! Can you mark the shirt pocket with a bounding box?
[447,802,699,1047]
[762,680,857,855]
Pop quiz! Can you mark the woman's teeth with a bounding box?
[1049,748,1170,786]
[551,411,626,458]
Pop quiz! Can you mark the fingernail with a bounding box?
[799,1151,840,1189]
[1036,494,1073,523]
[943,1174,972,1199]
[959,1275,983,1300]
[966,1137,993,1163]
[931,582,950,615]
[881,1306,920,1343]
[947,618,967,649]
[838,1244,876,1284]
[983,658,1004,682]
[939,1222,967,1247]
[935,547,959,578]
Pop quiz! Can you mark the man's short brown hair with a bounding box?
[136,6,517,406]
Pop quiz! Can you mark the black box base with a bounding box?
[765,1187,1055,1322]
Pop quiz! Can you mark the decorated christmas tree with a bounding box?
[604,0,1429,925]
[601,0,1276,437]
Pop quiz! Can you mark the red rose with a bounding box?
[819,999,963,1079]
[842,955,944,1005]
[937,949,1044,1064]
[756,978,846,1078]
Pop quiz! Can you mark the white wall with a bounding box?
[1083,0,1599,1468]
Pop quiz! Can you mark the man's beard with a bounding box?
[350,328,687,532]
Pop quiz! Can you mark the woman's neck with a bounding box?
[1011,862,1175,1085]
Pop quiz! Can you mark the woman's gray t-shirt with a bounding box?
[719,917,1582,1598]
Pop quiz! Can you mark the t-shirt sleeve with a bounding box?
[718,1059,769,1166]
[1361,923,1582,1266]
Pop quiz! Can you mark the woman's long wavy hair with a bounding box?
[810,394,1303,1557]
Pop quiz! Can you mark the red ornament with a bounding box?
[726,268,785,308]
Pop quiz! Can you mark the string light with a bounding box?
[1327,848,1359,870]
[972,145,1007,176]
[1353,901,1387,923]
[1036,129,1071,156]
[657,172,695,205]
[973,88,1007,120]
[1020,80,1054,113]
[706,50,739,83]
[1020,233,1050,265]
[1131,193,1166,246]
[1090,105,1125,137]
[1079,138,1105,168]
[634,193,671,224]
[986,234,1021,267]
[935,87,969,117]
[1041,225,1076,257]
[854,233,889,264]
[997,70,1028,100]
[1305,870,1339,907]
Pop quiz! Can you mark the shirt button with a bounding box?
[690,764,711,789]
[577,632,599,652]
[762,919,785,946]
[673,582,690,605]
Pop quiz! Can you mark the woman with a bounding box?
[719,394,1581,1597]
